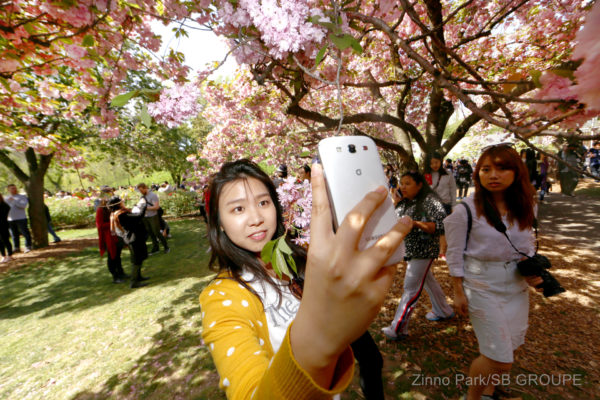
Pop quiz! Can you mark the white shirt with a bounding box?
[241,270,300,353]
[443,195,535,277]
[430,172,457,206]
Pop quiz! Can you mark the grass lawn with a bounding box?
[1,216,598,399]
[0,218,225,400]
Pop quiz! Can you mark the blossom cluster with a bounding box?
[276,177,312,246]
[147,82,203,128]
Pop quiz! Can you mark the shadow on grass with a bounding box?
[0,219,209,321]
[69,280,225,400]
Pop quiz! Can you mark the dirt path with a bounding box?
[372,179,600,400]
[538,180,600,253]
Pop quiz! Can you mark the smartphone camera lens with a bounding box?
[348,144,356,153]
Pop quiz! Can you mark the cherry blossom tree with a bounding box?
[192,0,600,172]
[3,0,600,246]
[0,0,199,247]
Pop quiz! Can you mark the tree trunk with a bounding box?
[0,148,53,249]
[26,172,48,249]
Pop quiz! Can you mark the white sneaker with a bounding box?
[381,326,408,341]
[24,248,31,253]
[0,257,7,263]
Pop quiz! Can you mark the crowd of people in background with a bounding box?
[200,141,578,400]
[0,140,597,397]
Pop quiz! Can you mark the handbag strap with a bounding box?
[482,199,539,257]
[458,201,539,256]
[457,202,472,251]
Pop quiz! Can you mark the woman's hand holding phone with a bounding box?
[290,163,412,389]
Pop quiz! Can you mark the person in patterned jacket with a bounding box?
[382,171,454,340]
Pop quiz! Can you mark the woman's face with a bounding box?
[218,177,277,253]
[430,158,442,172]
[478,156,515,193]
[400,175,422,200]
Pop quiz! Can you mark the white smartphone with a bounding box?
[318,136,405,265]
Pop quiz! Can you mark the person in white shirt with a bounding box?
[444,144,543,400]
[136,183,169,254]
[4,184,32,253]
[425,152,457,258]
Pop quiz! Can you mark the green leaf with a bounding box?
[315,45,327,66]
[140,104,152,127]
[329,34,362,54]
[0,76,10,91]
[82,35,95,47]
[550,68,575,81]
[110,90,138,107]
[273,248,290,278]
[349,36,363,54]
[529,70,542,88]
[277,237,292,255]
[156,0,165,15]
[23,23,36,35]
[299,151,312,158]
[261,238,277,264]
[285,254,297,275]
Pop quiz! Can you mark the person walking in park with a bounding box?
[136,183,169,255]
[96,192,127,283]
[425,152,456,215]
[44,203,61,243]
[199,159,411,399]
[4,184,32,253]
[297,164,311,183]
[381,171,454,341]
[538,152,550,201]
[0,194,13,263]
[588,141,600,182]
[272,163,287,188]
[425,152,457,259]
[108,196,150,288]
[444,144,543,400]
[456,160,473,199]
[558,142,583,196]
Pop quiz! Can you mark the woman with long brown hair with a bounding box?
[444,144,542,400]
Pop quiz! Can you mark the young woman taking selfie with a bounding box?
[199,159,411,399]
[444,145,543,400]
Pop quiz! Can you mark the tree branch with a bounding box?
[0,150,29,183]
[286,103,427,150]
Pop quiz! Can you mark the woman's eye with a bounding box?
[233,206,243,213]
[259,200,270,207]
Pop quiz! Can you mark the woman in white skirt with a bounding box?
[444,144,543,400]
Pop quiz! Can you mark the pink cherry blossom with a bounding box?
[571,2,600,111]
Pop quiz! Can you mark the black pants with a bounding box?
[457,183,469,198]
[107,239,125,280]
[9,219,32,250]
[351,331,384,400]
[0,226,13,257]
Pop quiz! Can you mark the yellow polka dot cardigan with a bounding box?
[199,273,355,399]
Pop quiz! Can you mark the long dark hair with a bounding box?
[207,159,306,302]
[398,170,439,218]
[424,152,448,176]
[473,146,535,230]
